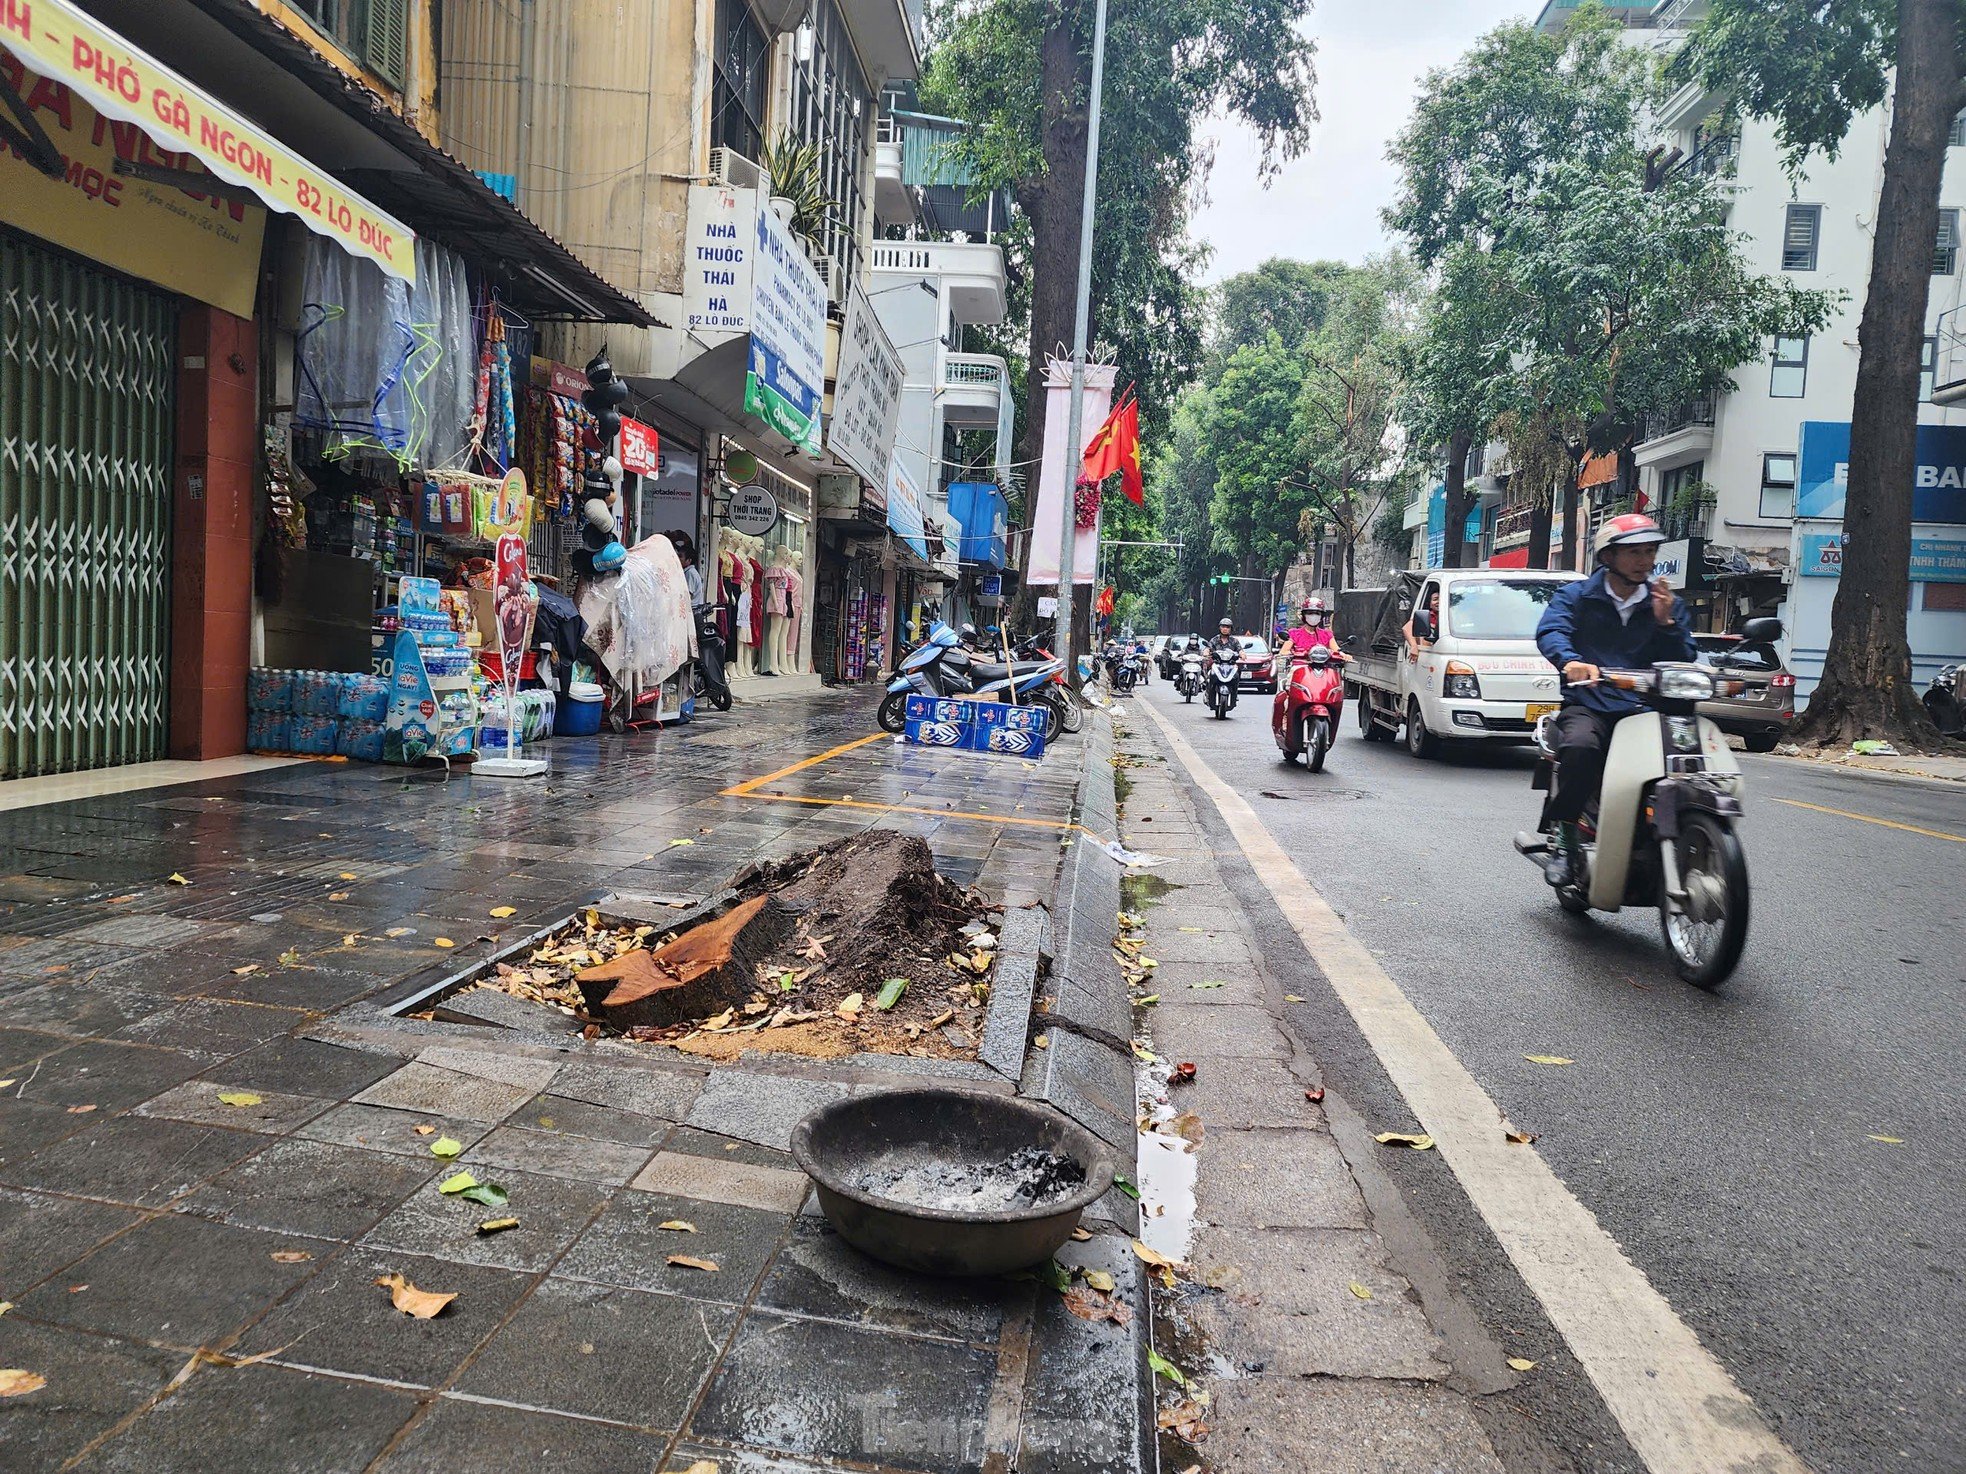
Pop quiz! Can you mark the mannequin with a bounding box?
[715,529,764,680]
[763,546,801,675]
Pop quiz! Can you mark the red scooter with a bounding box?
[1273,645,1346,771]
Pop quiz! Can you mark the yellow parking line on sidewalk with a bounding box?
[720,733,889,797]
[1771,797,1964,843]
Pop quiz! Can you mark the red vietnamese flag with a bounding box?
[1081,395,1144,505]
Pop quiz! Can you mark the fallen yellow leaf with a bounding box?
[270,1251,313,1264]
[836,992,864,1020]
[1347,1281,1373,1300]
[339,873,357,881]
[1131,1042,1157,1063]
[374,1272,455,1319]
[679,1462,719,1474]
[666,1255,719,1272]
[1033,1034,1049,1048]
[429,1137,464,1158]
[385,927,415,938]
[0,1368,47,1397]
[1283,994,1304,1003]
[1867,1134,1904,1144]
[1507,1356,1538,1372]
[230,964,261,977]
[0,1080,14,1091]
[217,1092,264,1108]
[1132,1240,1182,1271]
[657,1220,698,1233]
[327,892,350,902]
[488,906,517,919]
[1373,1131,1434,1151]
[412,1125,438,1136]
[1523,1055,1574,1066]
[433,937,456,949]
[1083,1269,1116,1293]
[166,873,189,886]
[1505,1128,1540,1145]
[477,1217,520,1234]
[0,1301,11,1315]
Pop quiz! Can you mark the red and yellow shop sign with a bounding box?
[0,0,413,285]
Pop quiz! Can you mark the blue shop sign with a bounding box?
[1799,531,1966,581]
[946,481,1008,569]
[1798,421,1966,524]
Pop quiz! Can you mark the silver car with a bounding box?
[1693,634,1795,752]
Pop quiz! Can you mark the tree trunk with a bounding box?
[1559,478,1580,572]
[1008,3,1090,638]
[1442,428,1474,568]
[1526,494,1553,570]
[1794,0,1954,749]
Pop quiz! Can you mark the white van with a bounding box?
[1338,569,1584,758]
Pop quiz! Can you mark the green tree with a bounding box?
[1208,258,1350,365]
[1203,335,1312,578]
[1678,0,1957,747]
[923,0,1319,593]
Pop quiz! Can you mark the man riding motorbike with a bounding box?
[1534,513,1698,887]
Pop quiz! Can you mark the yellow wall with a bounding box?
[253,0,443,146]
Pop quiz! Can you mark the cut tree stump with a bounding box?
[576,893,793,1030]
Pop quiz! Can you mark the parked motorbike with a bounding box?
[1204,649,1240,719]
[1176,647,1204,703]
[1925,662,1963,737]
[878,622,971,732]
[1273,646,1345,771]
[692,608,732,712]
[1113,648,1142,693]
[1512,619,1778,988]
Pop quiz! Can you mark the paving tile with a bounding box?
[5,1040,208,1112]
[354,1061,546,1122]
[296,1101,493,1158]
[69,1361,418,1474]
[14,1213,323,1347]
[1199,1376,1506,1474]
[456,1278,732,1426]
[216,1036,403,1099]
[0,1318,183,1474]
[660,1124,796,1170]
[755,1217,1019,1343]
[689,1310,996,1472]
[109,998,308,1058]
[0,1186,143,1295]
[1193,1125,1368,1231]
[1159,1055,1322,1128]
[133,1081,333,1134]
[235,1246,535,1389]
[548,1058,705,1121]
[0,1025,76,1071]
[360,1164,610,1273]
[1141,1003,1289,1059]
[682,1071,851,1151]
[3,1115,269,1207]
[194,965,382,1011]
[461,1124,653,1185]
[413,1046,563,1095]
[556,1190,787,1303]
[0,1097,99,1166]
[379,1399,670,1473]
[499,1091,674,1148]
[0,984,183,1040]
[629,1152,811,1214]
[175,1137,436,1240]
[1018,1234,1147,1474]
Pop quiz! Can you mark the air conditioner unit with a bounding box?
[707,147,763,190]
[810,253,842,306]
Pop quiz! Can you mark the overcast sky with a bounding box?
[1193,0,1534,280]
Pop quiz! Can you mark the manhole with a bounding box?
[1259,787,1370,801]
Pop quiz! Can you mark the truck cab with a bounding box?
[1339,570,1583,757]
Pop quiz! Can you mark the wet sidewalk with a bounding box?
[0,691,1147,1474]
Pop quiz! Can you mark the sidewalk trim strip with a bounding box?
[1770,797,1963,843]
[1136,697,1809,1474]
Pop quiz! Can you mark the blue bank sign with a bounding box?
[1798,420,1966,524]
[1799,532,1966,580]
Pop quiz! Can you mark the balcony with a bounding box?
[1669,130,1738,182]
[874,116,910,227]
[942,352,1009,426]
[1634,395,1716,469]
[871,240,1007,325]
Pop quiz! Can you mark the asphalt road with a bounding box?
[1134,677,1964,1474]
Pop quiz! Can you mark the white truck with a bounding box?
[1336,568,1584,758]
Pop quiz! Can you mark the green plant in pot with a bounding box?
[759,133,836,248]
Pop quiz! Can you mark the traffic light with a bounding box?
[1209,573,1231,586]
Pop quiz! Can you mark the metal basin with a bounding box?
[791,1088,1116,1277]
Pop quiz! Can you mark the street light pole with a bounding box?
[1053,0,1111,674]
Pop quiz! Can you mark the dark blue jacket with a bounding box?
[1536,567,1698,714]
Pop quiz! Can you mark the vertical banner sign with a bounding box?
[683,184,754,336]
[828,282,905,490]
[745,201,827,455]
[480,533,544,777]
[1027,357,1116,585]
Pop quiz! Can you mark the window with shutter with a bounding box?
[1951,110,1966,147]
[361,0,408,88]
[1780,204,1820,272]
[1936,209,1959,274]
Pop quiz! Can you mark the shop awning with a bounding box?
[73,0,655,324]
[5,0,412,280]
[887,461,931,565]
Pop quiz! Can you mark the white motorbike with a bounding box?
[1513,620,1777,988]
[1204,651,1240,719]
[1177,649,1205,703]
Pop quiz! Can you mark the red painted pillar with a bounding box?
[169,304,256,760]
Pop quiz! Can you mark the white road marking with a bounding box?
[1137,697,1809,1474]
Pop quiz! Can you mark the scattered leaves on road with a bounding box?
[1157,1397,1210,1442]
[1505,1128,1540,1145]
[1523,1055,1573,1066]
[374,1273,455,1319]
[658,1220,697,1233]
[216,1092,264,1108]
[459,1182,508,1208]
[1082,1268,1116,1293]
[489,906,517,919]
[412,1125,437,1136]
[1507,1356,1538,1372]
[433,937,456,949]
[278,950,303,967]
[1132,1240,1182,1271]
[438,1171,479,1195]
[429,1137,464,1158]
[1147,1348,1188,1386]
[1283,994,1304,1003]
[835,992,864,1021]
[230,964,261,977]
[1348,1281,1374,1300]
[0,1369,47,1397]
[1062,1286,1133,1327]
[327,892,350,903]
[1070,1227,1094,1242]
[1867,1135,1904,1145]
[166,873,189,886]
[385,927,415,938]
[1037,1258,1074,1293]
[666,1255,719,1273]
[1373,1131,1434,1151]
[1131,1042,1158,1063]
[65,1105,96,1115]
[1134,993,1159,1007]
[1112,1172,1141,1200]
[269,1251,313,1264]
[1189,981,1224,990]
[477,1217,520,1235]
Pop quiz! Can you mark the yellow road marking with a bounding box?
[720,733,889,797]
[1771,797,1964,843]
